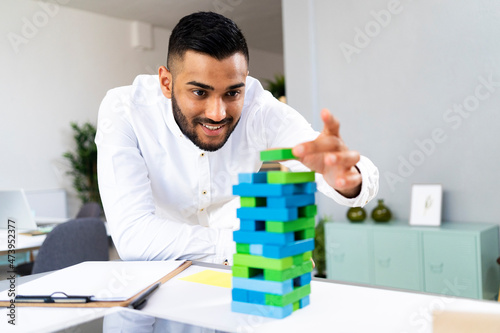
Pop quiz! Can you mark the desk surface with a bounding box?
[0,222,110,256]
[0,230,46,256]
[1,262,500,332]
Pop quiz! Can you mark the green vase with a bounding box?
[347,207,367,222]
[371,199,392,222]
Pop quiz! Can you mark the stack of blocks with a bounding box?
[231,148,317,319]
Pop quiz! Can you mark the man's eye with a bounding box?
[193,90,206,96]
[227,91,239,97]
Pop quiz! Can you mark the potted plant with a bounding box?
[313,215,331,278]
[63,122,101,207]
[265,74,286,103]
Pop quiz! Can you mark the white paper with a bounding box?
[0,260,185,302]
[409,184,443,226]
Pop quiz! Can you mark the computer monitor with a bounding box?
[0,189,38,230]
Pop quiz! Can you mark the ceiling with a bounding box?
[60,0,284,54]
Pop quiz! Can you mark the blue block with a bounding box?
[237,207,298,221]
[261,239,315,259]
[233,183,295,197]
[267,194,315,208]
[295,182,317,194]
[239,220,265,231]
[238,173,268,184]
[299,295,310,309]
[294,272,312,287]
[233,275,293,295]
[233,230,295,245]
[249,244,263,256]
[232,288,249,302]
[233,182,317,197]
[232,301,293,319]
[247,290,266,305]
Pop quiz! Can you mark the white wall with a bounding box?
[283,0,500,224]
[0,0,284,216]
[248,48,284,89]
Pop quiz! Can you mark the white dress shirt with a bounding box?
[96,75,379,264]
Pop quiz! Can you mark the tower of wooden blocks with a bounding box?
[231,148,317,319]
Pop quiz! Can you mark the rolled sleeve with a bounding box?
[317,155,379,207]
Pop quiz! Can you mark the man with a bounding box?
[96,12,379,266]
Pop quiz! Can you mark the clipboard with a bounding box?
[0,260,191,308]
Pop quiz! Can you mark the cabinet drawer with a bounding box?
[325,225,371,284]
[423,233,479,299]
[373,230,421,291]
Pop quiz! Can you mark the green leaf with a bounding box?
[63,121,102,209]
[265,74,286,99]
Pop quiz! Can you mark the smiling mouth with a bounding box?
[202,124,224,130]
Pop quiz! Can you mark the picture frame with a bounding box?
[409,184,442,226]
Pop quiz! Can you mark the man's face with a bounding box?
[159,51,248,152]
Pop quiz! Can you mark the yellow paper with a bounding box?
[179,269,232,288]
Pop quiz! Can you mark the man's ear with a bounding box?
[158,66,173,99]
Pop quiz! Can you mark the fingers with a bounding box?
[321,109,340,137]
[325,150,360,169]
[292,109,343,158]
[324,152,361,189]
[331,168,362,190]
[293,135,344,157]
[323,152,362,196]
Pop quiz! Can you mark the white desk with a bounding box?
[1,262,500,332]
[0,231,46,256]
[0,222,110,256]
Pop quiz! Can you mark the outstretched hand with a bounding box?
[292,109,362,198]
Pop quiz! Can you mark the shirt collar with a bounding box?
[162,97,184,139]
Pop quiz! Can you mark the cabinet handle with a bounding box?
[429,263,444,273]
[378,257,391,268]
[327,243,341,255]
[333,252,345,262]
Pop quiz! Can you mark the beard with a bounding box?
[171,89,240,152]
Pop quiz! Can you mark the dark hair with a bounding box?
[167,12,249,71]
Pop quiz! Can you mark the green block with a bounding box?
[240,197,267,207]
[293,300,300,311]
[233,253,293,270]
[236,243,250,254]
[264,260,313,282]
[266,284,311,307]
[299,205,317,218]
[293,251,312,266]
[232,265,261,278]
[266,217,315,233]
[295,228,315,240]
[267,171,315,184]
[260,148,297,162]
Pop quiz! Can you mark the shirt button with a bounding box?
[200,153,205,157]
[202,190,207,195]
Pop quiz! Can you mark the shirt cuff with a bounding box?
[214,228,235,265]
[317,155,379,207]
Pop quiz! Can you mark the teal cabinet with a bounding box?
[325,220,500,300]
[373,229,422,291]
[325,225,371,284]
[422,233,479,299]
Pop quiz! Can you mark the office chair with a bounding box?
[75,202,102,218]
[31,217,109,274]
